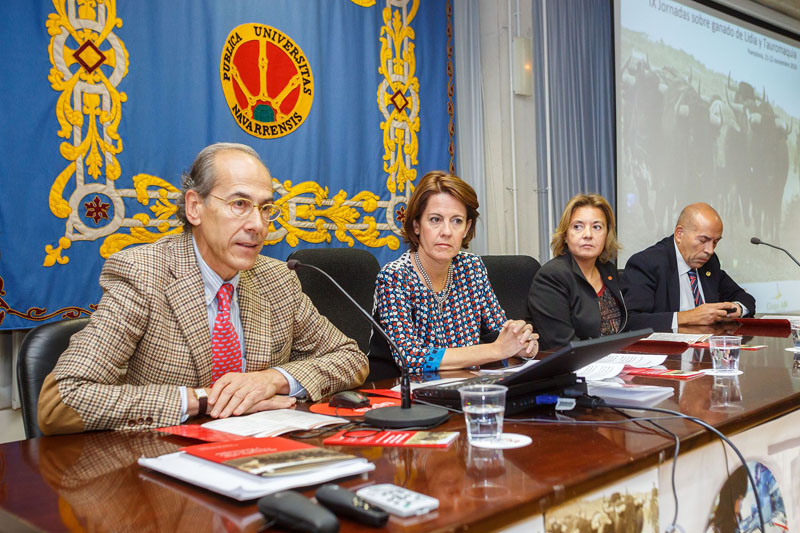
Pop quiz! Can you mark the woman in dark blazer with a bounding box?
[528,194,627,350]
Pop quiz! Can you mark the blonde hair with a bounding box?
[551,194,620,263]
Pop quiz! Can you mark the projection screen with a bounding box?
[615,0,800,314]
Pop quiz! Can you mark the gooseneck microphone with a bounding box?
[750,237,800,268]
[287,259,449,429]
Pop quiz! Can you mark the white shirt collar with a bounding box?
[673,239,694,276]
[191,233,240,306]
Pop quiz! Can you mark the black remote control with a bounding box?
[315,484,390,527]
[257,490,339,533]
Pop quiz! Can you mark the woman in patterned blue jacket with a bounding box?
[367,171,538,381]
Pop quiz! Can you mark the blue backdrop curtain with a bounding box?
[0,0,454,330]
[532,0,616,261]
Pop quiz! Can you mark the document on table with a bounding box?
[392,377,467,392]
[575,353,668,382]
[576,363,625,381]
[645,332,711,343]
[595,353,668,367]
[201,409,347,437]
[478,359,538,375]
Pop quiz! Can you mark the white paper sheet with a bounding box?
[201,409,347,437]
[594,353,667,367]
[391,377,467,392]
[575,363,626,381]
[478,359,539,375]
[645,332,710,343]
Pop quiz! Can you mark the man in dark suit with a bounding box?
[621,203,755,332]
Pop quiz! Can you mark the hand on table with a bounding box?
[208,369,295,418]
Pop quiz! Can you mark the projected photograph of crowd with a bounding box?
[619,37,798,244]
[616,0,800,313]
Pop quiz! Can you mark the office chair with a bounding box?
[287,248,380,354]
[16,317,90,438]
[481,255,541,323]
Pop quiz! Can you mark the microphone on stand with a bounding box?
[287,259,449,429]
[750,237,800,268]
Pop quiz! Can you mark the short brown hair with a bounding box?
[551,194,620,263]
[403,171,479,251]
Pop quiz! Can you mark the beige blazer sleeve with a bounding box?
[39,240,191,435]
[239,260,369,400]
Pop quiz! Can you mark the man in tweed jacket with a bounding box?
[38,143,368,435]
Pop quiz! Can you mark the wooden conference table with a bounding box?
[1,321,799,532]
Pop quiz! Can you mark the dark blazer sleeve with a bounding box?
[528,258,580,350]
[714,264,756,316]
[621,251,675,332]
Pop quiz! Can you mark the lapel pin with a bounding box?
[607,275,613,281]
[705,271,711,277]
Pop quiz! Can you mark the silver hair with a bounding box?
[175,142,267,228]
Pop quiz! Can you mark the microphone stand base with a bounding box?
[364,404,450,429]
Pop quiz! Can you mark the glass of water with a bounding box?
[707,335,742,375]
[458,384,507,445]
[710,375,744,411]
[790,319,800,352]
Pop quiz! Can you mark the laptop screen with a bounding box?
[499,329,652,387]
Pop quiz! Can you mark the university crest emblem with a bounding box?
[220,23,313,139]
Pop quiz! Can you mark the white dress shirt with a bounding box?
[180,236,305,420]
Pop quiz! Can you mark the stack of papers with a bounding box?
[586,381,674,407]
[139,436,374,501]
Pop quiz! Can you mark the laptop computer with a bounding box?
[413,329,652,415]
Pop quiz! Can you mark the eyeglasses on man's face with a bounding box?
[208,194,281,222]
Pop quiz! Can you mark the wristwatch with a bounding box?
[194,388,208,416]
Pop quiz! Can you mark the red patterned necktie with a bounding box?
[688,269,704,307]
[211,283,241,383]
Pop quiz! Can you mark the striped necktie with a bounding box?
[687,269,704,307]
[211,283,242,383]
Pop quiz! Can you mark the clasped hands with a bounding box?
[495,319,539,358]
[190,368,296,419]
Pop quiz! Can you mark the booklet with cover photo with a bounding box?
[139,436,374,500]
[182,436,360,477]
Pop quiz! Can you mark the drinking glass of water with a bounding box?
[707,335,742,375]
[790,319,800,352]
[710,375,744,411]
[458,384,507,445]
